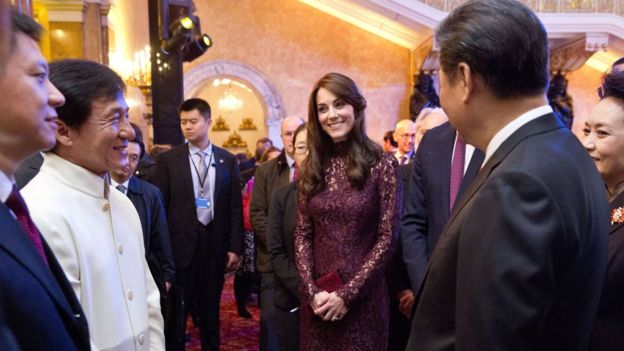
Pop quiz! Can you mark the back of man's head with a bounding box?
[49,59,125,130]
[435,0,549,99]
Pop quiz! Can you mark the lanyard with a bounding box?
[189,151,213,195]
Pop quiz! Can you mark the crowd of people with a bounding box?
[2,0,624,350]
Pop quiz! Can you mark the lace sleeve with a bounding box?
[335,154,400,306]
[294,191,320,304]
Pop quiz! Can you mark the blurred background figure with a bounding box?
[383,130,397,153]
[583,69,624,351]
[239,137,274,173]
[149,143,173,164]
[393,119,416,165]
[414,107,448,147]
[268,122,307,351]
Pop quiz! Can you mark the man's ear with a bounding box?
[55,119,73,147]
[457,62,475,104]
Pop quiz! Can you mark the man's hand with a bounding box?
[226,252,240,271]
[398,289,414,319]
[314,292,348,322]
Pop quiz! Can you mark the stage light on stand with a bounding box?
[183,34,213,62]
[161,16,194,55]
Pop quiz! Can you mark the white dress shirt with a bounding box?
[188,142,216,220]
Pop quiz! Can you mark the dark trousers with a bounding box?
[388,298,410,351]
[234,272,253,311]
[275,305,300,351]
[260,273,278,351]
[175,224,225,351]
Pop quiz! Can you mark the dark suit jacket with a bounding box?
[0,202,90,350]
[153,143,243,271]
[590,191,624,350]
[268,182,299,310]
[408,114,610,351]
[250,151,291,273]
[14,152,43,189]
[401,122,484,290]
[125,176,176,286]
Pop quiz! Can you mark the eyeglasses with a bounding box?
[294,145,308,155]
[398,133,416,140]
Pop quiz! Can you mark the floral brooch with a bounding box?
[611,207,624,225]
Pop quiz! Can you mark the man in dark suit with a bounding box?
[393,119,416,165]
[0,10,89,350]
[250,115,304,351]
[408,1,609,350]
[153,98,243,351]
[110,123,175,293]
[401,121,484,291]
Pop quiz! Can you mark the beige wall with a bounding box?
[186,0,412,144]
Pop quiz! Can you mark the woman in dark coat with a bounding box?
[294,72,400,350]
[583,69,624,350]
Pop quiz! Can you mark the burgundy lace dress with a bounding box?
[294,144,400,351]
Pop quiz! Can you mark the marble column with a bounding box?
[83,2,103,63]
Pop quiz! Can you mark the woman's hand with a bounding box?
[313,292,348,322]
[310,291,330,311]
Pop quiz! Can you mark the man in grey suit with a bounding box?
[408,1,609,350]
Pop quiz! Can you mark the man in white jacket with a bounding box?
[23,59,164,351]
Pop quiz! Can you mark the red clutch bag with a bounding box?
[315,271,344,293]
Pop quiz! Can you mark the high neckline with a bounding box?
[333,140,349,155]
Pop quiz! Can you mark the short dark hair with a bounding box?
[383,130,397,147]
[10,9,42,47]
[49,59,125,130]
[256,137,273,147]
[600,70,624,103]
[435,0,549,99]
[129,122,146,158]
[179,98,211,119]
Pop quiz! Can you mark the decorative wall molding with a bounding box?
[184,60,286,142]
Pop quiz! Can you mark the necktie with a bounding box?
[116,184,126,194]
[196,151,212,225]
[401,156,408,165]
[292,163,299,182]
[449,136,466,211]
[5,186,48,264]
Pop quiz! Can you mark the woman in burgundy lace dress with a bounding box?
[294,72,400,350]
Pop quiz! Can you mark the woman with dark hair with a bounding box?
[584,70,624,351]
[294,72,400,350]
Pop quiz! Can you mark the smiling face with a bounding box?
[66,92,134,176]
[315,87,355,143]
[0,33,64,172]
[111,141,140,183]
[582,97,624,191]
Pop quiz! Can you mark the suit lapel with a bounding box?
[609,192,624,234]
[213,147,226,204]
[0,204,75,319]
[445,114,563,232]
[177,144,196,202]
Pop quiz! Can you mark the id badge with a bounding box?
[196,197,211,209]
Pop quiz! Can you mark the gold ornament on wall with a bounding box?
[212,115,230,131]
[238,117,258,131]
[222,131,248,148]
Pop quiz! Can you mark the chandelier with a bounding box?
[218,86,243,113]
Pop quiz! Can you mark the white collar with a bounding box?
[0,170,13,203]
[188,142,212,157]
[110,178,130,190]
[483,105,553,165]
[37,152,109,199]
[285,153,295,168]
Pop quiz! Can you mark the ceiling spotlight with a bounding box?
[161,16,194,55]
[183,34,213,62]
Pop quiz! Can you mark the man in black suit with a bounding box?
[401,121,484,291]
[110,123,175,293]
[0,10,89,350]
[408,1,609,350]
[250,115,304,351]
[153,98,243,351]
[393,119,416,165]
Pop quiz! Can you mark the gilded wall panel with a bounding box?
[539,0,559,12]
[49,22,83,60]
[425,0,446,10]
[561,0,595,12]
[597,0,615,13]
